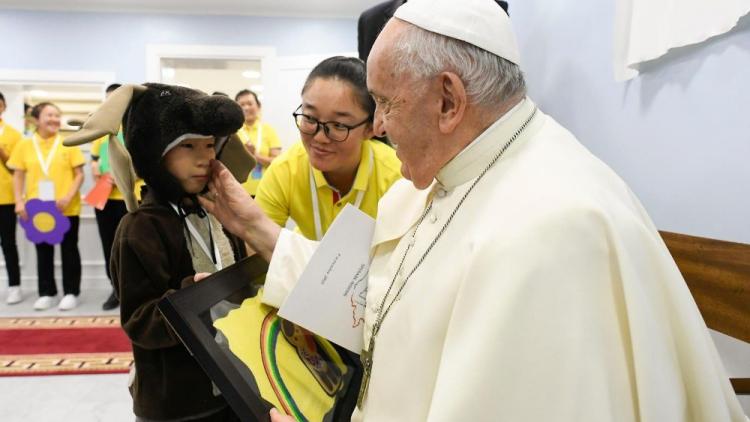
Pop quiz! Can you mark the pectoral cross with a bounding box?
[357,345,374,408]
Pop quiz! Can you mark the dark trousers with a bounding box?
[35,216,81,297]
[94,199,127,281]
[0,204,21,287]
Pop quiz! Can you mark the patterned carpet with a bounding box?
[0,316,133,377]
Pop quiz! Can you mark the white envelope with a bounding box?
[278,204,375,353]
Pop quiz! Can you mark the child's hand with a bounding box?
[270,408,295,422]
[194,272,211,283]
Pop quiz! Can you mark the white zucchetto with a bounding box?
[394,0,521,65]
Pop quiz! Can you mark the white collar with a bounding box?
[435,98,536,190]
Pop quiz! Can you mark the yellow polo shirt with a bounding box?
[7,133,86,216]
[0,120,23,205]
[256,139,402,240]
[238,121,282,195]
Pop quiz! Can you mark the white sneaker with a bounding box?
[6,287,22,305]
[58,294,78,311]
[34,296,56,310]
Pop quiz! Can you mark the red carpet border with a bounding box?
[0,316,133,377]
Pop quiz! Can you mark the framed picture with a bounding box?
[159,255,361,422]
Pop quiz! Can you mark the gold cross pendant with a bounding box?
[357,347,374,408]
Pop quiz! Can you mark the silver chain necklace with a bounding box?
[357,107,538,407]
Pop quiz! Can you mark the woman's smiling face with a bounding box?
[299,77,373,175]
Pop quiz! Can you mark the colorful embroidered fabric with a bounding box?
[214,293,352,422]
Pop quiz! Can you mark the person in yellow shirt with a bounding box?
[235,89,282,196]
[8,102,85,311]
[90,83,131,311]
[0,91,23,305]
[256,56,402,241]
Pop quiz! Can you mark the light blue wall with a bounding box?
[510,1,750,243]
[2,6,747,243]
[0,9,357,83]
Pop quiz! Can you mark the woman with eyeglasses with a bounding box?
[255,56,402,241]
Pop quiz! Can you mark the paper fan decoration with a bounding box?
[19,199,71,245]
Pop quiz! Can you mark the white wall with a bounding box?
[0,9,357,83]
[0,9,359,292]
[508,0,750,411]
[509,1,750,244]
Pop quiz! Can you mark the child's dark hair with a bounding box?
[31,102,60,119]
[106,83,122,94]
[234,89,261,107]
[302,56,374,121]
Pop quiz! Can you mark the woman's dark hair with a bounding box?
[302,56,375,121]
[31,102,60,119]
[0,91,5,106]
[234,89,261,107]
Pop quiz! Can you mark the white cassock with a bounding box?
[262,99,746,421]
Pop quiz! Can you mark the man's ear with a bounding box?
[437,72,467,134]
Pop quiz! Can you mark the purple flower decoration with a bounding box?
[19,199,71,245]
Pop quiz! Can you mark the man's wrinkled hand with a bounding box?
[199,160,264,239]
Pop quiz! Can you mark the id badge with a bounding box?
[251,164,263,180]
[38,180,55,201]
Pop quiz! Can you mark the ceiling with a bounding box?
[0,0,384,18]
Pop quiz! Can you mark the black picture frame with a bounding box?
[159,256,272,421]
[158,255,361,422]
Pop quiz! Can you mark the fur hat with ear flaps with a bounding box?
[64,83,255,211]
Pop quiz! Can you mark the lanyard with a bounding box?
[309,144,373,240]
[170,204,223,270]
[32,133,61,178]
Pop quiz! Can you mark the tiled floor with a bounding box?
[0,287,133,422]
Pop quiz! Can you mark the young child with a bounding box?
[65,84,254,421]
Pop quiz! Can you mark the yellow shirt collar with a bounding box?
[34,132,60,143]
[242,121,260,132]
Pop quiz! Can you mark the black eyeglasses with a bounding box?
[292,105,371,142]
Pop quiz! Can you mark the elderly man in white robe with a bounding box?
[201,0,748,421]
